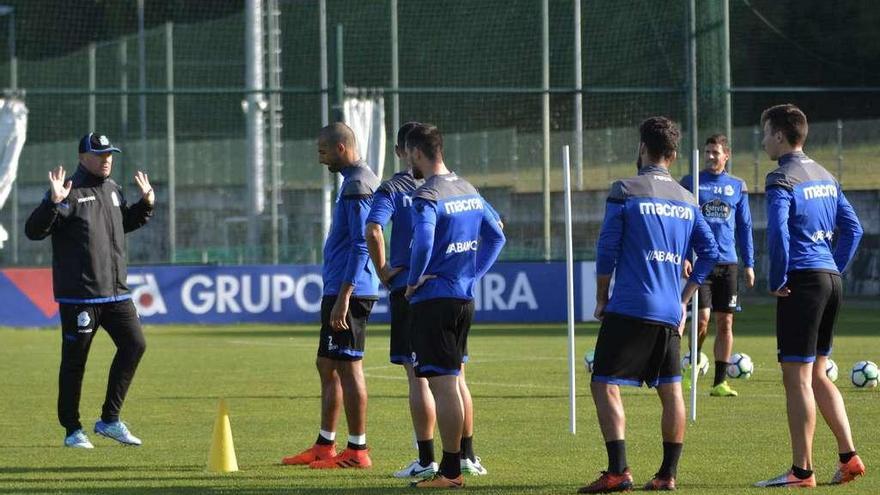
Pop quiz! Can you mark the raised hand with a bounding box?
[134,171,154,205]
[48,165,72,204]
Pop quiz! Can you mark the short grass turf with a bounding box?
[0,299,878,494]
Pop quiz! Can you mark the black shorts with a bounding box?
[698,263,738,313]
[317,295,376,361]
[591,313,681,387]
[411,298,474,378]
[776,271,841,363]
[389,289,413,365]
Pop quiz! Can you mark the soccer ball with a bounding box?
[681,352,709,376]
[825,359,839,382]
[583,349,595,374]
[726,352,754,379]
[850,361,879,388]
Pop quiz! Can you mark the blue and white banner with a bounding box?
[0,262,599,327]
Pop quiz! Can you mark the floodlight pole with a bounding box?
[319,0,331,246]
[722,0,732,172]
[541,0,551,261]
[573,0,584,190]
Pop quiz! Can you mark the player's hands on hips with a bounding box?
[134,171,155,206]
[378,265,403,288]
[329,296,350,331]
[48,165,72,204]
[770,286,791,297]
[682,259,693,278]
[404,274,436,299]
[744,267,755,288]
[593,299,607,321]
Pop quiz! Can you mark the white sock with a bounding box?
[348,433,366,446]
[319,429,336,442]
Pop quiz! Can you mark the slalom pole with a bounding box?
[563,145,577,434]
[690,148,700,422]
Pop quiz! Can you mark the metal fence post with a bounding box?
[165,22,176,263]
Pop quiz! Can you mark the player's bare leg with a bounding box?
[458,364,486,475]
[644,382,684,489]
[405,362,435,441]
[309,359,372,469]
[710,312,738,396]
[318,357,342,433]
[781,362,815,470]
[812,356,855,453]
[425,375,464,483]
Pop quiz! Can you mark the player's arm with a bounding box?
[475,202,506,280]
[365,190,400,287]
[405,198,437,298]
[121,171,155,233]
[832,189,863,274]
[25,166,71,240]
[735,185,755,287]
[331,191,373,330]
[685,213,719,293]
[483,199,504,230]
[765,185,792,295]
[594,182,625,320]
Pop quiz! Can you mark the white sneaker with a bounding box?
[94,420,142,446]
[461,456,488,476]
[64,429,94,449]
[393,459,438,479]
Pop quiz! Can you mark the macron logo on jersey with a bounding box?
[446,240,479,255]
[639,202,694,220]
[803,184,837,200]
[444,198,483,215]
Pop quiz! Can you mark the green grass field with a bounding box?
[0,300,877,494]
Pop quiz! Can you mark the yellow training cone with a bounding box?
[208,398,239,473]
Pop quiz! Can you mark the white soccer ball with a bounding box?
[726,352,754,379]
[825,359,839,382]
[681,352,709,376]
[850,360,879,388]
[583,349,595,374]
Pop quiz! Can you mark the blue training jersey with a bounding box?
[365,168,423,291]
[680,170,754,267]
[597,165,719,328]
[408,172,506,304]
[765,152,862,291]
[322,162,381,298]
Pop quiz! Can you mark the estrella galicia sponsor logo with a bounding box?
[701,199,731,220]
[810,230,834,243]
[645,250,682,265]
[638,202,694,220]
[803,184,837,200]
[127,274,168,317]
[446,240,479,255]
[443,198,483,215]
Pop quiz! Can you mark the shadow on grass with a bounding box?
[0,484,570,494]
[0,465,204,474]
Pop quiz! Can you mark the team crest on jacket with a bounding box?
[77,311,91,329]
[111,191,120,207]
[723,184,734,196]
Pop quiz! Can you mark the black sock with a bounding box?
[347,441,367,451]
[605,440,627,474]
[839,451,857,464]
[713,361,728,386]
[658,442,683,479]
[315,433,333,446]
[418,439,435,466]
[791,465,813,479]
[460,436,476,462]
[440,451,462,479]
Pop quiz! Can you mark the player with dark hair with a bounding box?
[754,104,864,488]
[680,133,754,397]
[404,124,505,488]
[282,122,381,470]
[365,121,441,479]
[581,117,718,493]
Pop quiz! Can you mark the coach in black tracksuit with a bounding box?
[25,133,154,447]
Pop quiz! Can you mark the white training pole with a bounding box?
[563,145,577,435]
[689,148,700,422]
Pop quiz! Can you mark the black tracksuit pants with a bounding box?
[58,300,146,435]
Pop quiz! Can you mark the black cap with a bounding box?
[79,133,122,154]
